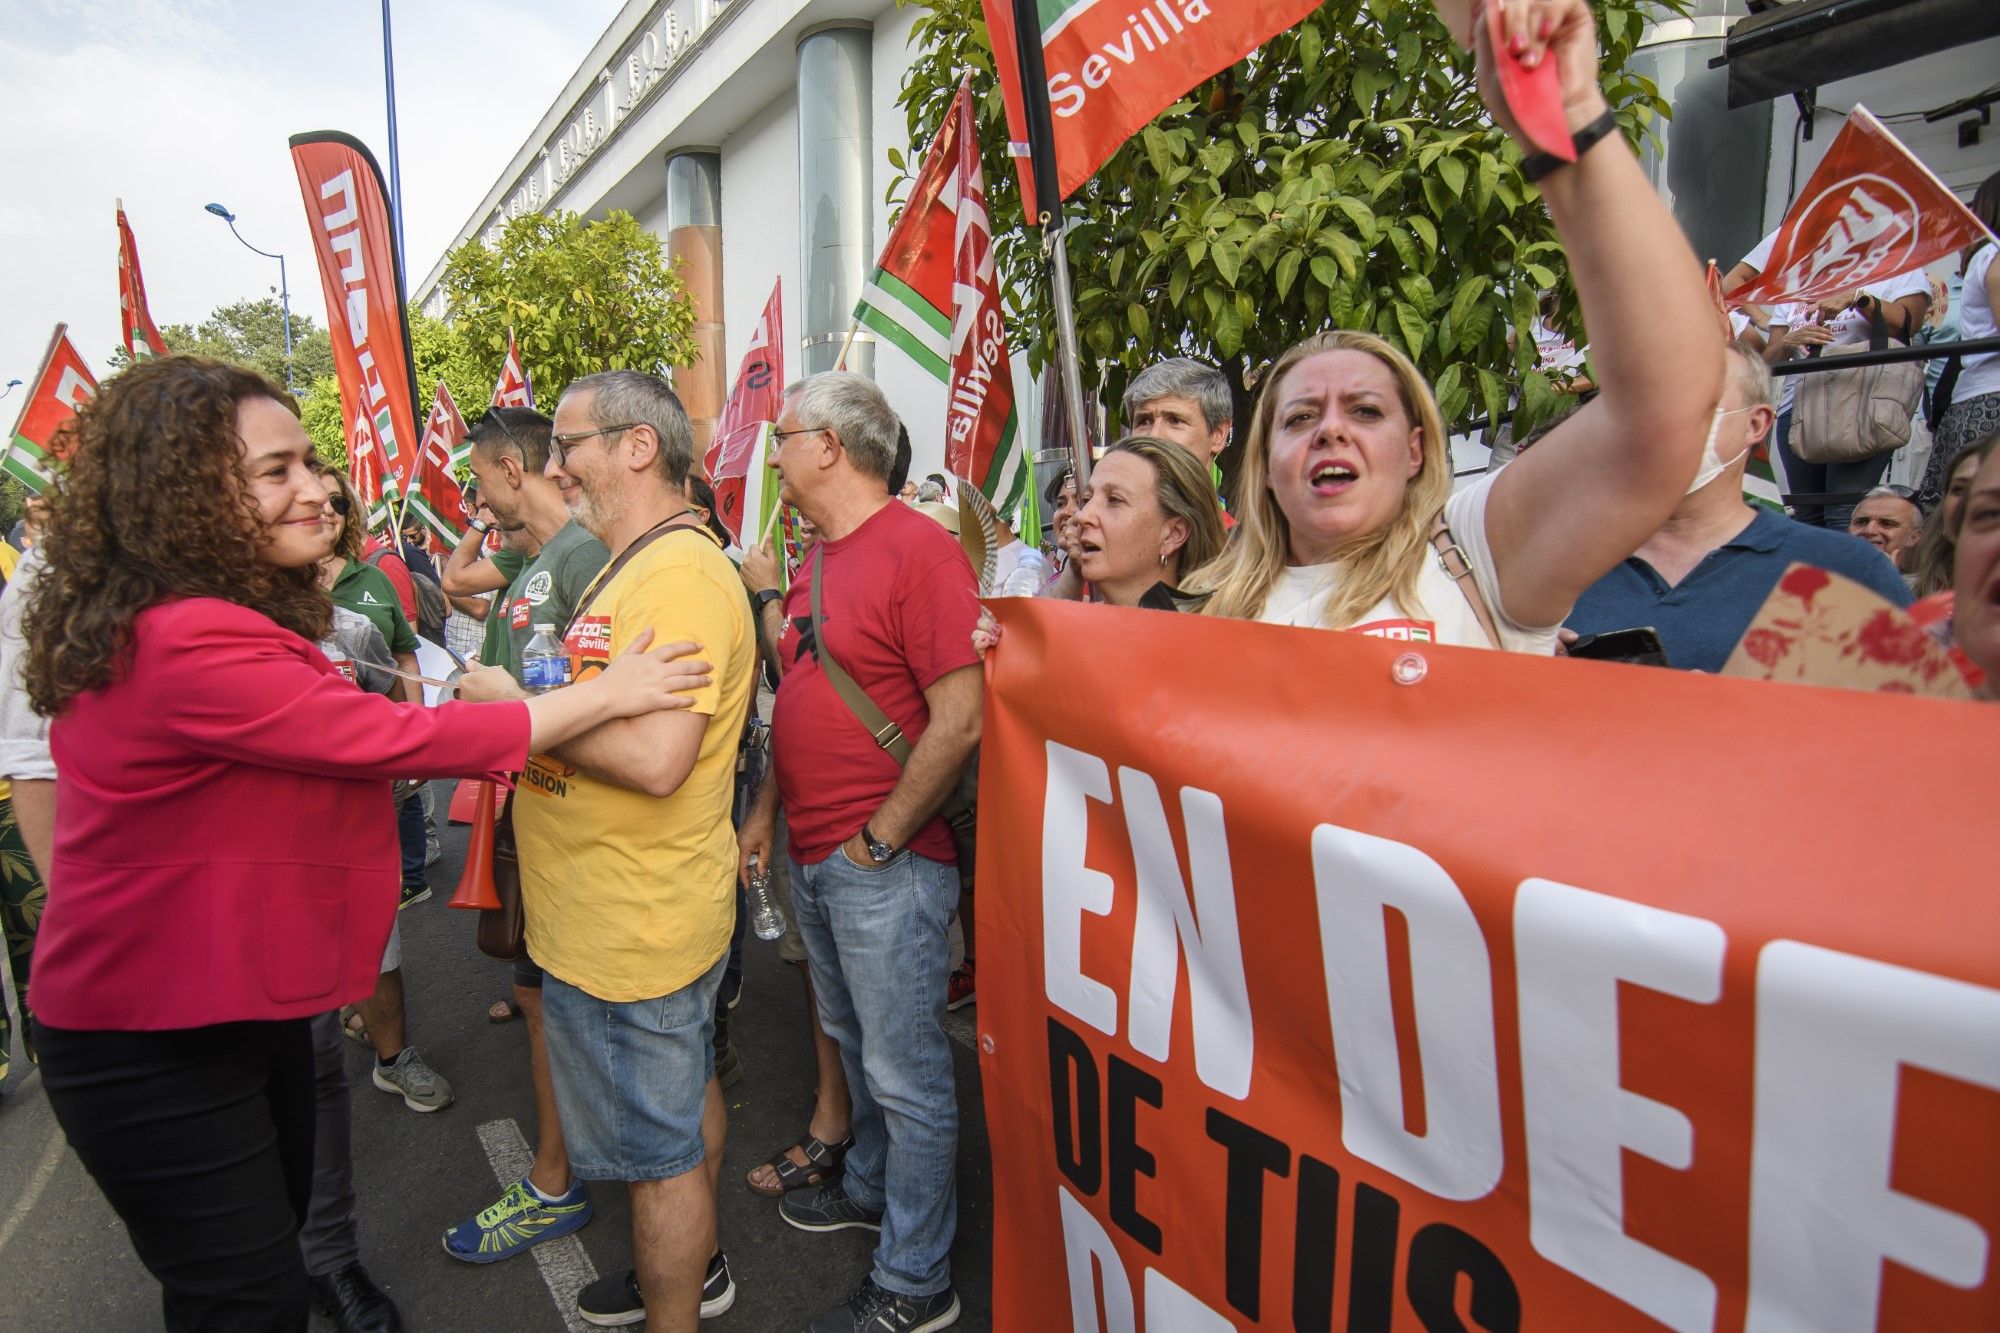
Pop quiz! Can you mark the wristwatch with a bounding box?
[861,823,896,865]
[468,518,491,535]
[753,588,784,613]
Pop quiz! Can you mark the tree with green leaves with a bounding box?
[434,209,701,403]
[107,298,334,390]
[897,0,1678,482]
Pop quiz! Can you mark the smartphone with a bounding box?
[1566,626,1670,667]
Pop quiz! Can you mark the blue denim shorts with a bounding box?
[539,954,724,1182]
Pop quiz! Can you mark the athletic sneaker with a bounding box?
[780,1181,884,1234]
[371,1046,453,1112]
[576,1253,735,1326]
[946,962,975,1012]
[398,881,431,910]
[441,1177,591,1263]
[807,1277,960,1332]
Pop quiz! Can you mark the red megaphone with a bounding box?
[447,781,502,911]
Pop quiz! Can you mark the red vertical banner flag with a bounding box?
[290,131,424,519]
[704,281,784,543]
[410,381,469,543]
[116,200,169,362]
[982,0,1324,219]
[977,599,2000,1331]
[3,324,98,493]
[1727,106,1997,305]
[854,81,1027,512]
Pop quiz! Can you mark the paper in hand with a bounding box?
[1431,1,1574,162]
[1721,563,1977,699]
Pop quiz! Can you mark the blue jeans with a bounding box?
[396,793,426,891]
[790,847,960,1298]
[1774,406,1891,531]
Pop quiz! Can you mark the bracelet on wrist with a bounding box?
[1520,108,1620,185]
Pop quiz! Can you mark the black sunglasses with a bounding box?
[328,494,352,517]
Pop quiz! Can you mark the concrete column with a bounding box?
[796,23,874,377]
[666,148,725,461]
[1628,2,1773,266]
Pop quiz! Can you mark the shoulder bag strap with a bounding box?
[808,548,915,766]
[562,517,713,638]
[1427,513,1503,650]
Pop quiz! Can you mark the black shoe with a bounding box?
[807,1277,960,1332]
[780,1181,884,1234]
[577,1253,735,1326]
[398,881,431,910]
[307,1262,405,1333]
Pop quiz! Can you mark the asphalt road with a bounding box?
[0,782,995,1331]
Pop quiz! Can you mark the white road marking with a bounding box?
[0,1123,66,1259]
[476,1118,599,1333]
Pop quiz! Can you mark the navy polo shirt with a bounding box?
[1565,508,1913,673]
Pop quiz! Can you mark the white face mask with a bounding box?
[1686,405,1759,495]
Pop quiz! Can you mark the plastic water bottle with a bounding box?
[746,855,784,941]
[521,624,569,695]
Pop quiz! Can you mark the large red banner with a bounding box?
[1727,107,1995,306]
[977,599,1999,1331]
[983,0,1322,219]
[291,131,424,511]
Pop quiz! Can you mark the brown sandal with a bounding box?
[745,1133,854,1198]
[487,997,522,1023]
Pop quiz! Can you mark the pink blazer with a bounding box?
[32,597,530,1030]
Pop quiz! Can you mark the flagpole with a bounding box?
[1007,0,1093,489]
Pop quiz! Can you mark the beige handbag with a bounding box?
[1791,304,1925,465]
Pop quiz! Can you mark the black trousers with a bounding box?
[34,1017,317,1332]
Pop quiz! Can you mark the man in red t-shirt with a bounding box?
[738,372,979,1332]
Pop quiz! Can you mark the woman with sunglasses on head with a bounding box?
[1186,0,1722,648]
[22,356,711,1331]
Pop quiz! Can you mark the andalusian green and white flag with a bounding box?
[854,79,1029,518]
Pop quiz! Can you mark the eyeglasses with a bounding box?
[550,422,638,466]
[327,494,352,516]
[769,425,827,448]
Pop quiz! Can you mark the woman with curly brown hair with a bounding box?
[24,356,711,1331]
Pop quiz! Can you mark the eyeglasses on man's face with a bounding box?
[550,422,638,467]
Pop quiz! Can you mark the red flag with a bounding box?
[947,81,1023,508]
[1727,107,1996,306]
[349,406,392,529]
[3,324,97,494]
[704,281,784,542]
[290,131,424,499]
[492,328,533,409]
[116,201,169,362]
[983,0,1322,219]
[409,381,469,543]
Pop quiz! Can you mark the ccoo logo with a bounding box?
[1769,172,1920,302]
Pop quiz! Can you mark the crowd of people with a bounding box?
[0,3,1995,1333]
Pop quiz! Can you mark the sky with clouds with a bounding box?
[0,0,623,396]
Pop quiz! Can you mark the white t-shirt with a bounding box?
[1253,472,1561,654]
[1749,220,1930,413]
[1955,243,1999,403]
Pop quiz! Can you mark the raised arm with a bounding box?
[1474,0,1725,627]
[442,513,512,596]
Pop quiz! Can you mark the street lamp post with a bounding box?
[204,203,295,394]
[0,379,21,403]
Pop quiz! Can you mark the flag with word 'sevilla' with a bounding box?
[3,324,98,494]
[856,79,1027,515]
[116,200,169,362]
[982,0,1323,220]
[1727,106,1996,306]
[410,381,469,543]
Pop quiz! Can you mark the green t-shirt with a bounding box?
[330,559,418,655]
[478,546,530,668]
[496,520,609,680]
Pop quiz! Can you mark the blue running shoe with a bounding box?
[442,1177,591,1263]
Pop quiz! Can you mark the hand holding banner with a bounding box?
[977,599,2000,1331]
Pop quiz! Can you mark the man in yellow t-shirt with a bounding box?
[464,371,753,1327]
